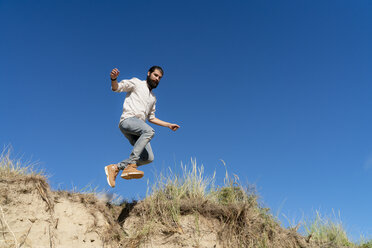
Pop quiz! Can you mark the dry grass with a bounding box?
[121,159,308,247]
[2,147,371,247]
[304,210,353,247]
[0,146,44,183]
[121,159,372,247]
[303,210,372,248]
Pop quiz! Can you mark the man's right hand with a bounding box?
[111,68,120,80]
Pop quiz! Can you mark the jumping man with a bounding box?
[105,66,180,187]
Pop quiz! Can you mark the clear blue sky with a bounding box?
[1,0,371,240]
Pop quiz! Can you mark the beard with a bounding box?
[146,76,159,90]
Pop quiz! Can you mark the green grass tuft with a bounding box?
[304,209,354,247]
[359,240,372,248]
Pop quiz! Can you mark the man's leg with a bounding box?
[137,142,154,166]
[118,117,155,170]
[105,118,155,186]
[121,132,154,166]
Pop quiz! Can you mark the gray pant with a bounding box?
[118,117,155,170]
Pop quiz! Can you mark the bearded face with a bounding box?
[146,69,162,90]
[146,75,159,90]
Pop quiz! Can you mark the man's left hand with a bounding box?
[168,124,180,131]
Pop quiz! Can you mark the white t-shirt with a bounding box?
[113,77,156,122]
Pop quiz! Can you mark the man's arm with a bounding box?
[149,117,180,131]
[111,68,120,91]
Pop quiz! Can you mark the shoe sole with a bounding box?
[104,166,115,187]
[121,172,144,180]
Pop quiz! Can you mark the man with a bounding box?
[105,66,180,188]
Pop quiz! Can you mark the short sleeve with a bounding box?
[113,78,136,92]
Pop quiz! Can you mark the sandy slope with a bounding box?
[0,176,121,248]
[0,174,316,248]
[0,175,226,248]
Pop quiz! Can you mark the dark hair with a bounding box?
[148,65,164,76]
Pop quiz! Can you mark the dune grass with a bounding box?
[145,158,256,206]
[303,210,372,248]
[127,158,372,247]
[2,147,372,247]
[127,159,298,247]
[359,240,372,248]
[0,146,44,180]
[304,210,354,247]
[142,159,258,226]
